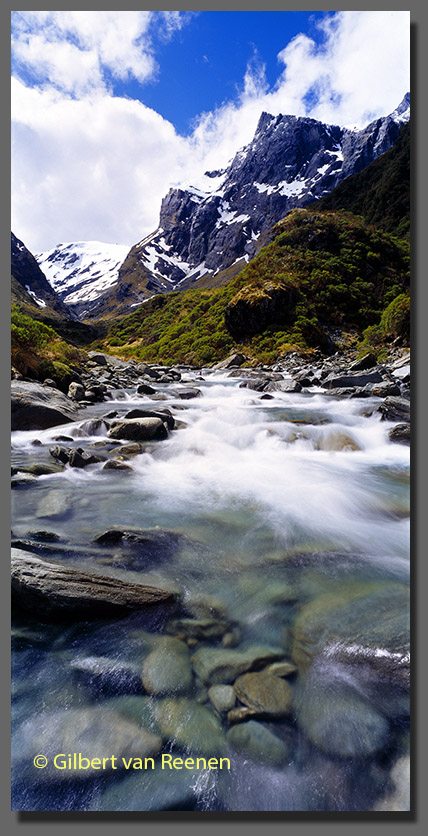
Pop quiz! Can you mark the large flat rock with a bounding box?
[11,549,179,619]
[11,381,80,430]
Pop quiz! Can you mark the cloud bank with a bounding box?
[11,10,410,253]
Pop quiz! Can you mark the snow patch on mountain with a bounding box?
[36,241,130,306]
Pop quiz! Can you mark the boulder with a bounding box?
[388,423,411,445]
[212,353,246,370]
[11,549,179,619]
[265,379,303,393]
[11,381,79,430]
[123,408,175,430]
[70,655,144,697]
[377,397,410,423]
[208,685,236,713]
[136,382,157,395]
[348,352,377,371]
[141,637,193,696]
[191,644,286,685]
[87,352,108,366]
[154,698,227,755]
[108,417,168,441]
[227,720,289,767]
[67,382,85,401]
[176,387,202,400]
[324,371,383,388]
[233,671,293,717]
[371,382,401,398]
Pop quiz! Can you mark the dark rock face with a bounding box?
[11,549,179,619]
[11,381,80,430]
[120,96,409,298]
[11,233,71,320]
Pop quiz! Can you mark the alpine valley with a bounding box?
[11,92,411,814]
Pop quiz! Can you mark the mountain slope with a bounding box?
[36,241,130,319]
[97,209,410,365]
[313,121,410,240]
[116,94,410,301]
[11,233,98,344]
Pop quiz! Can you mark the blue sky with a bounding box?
[11,11,410,252]
[117,12,325,134]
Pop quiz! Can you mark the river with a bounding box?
[11,370,410,811]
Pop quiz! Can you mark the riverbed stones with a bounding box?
[123,408,175,430]
[324,371,383,389]
[348,352,377,371]
[11,381,80,430]
[233,672,293,718]
[11,549,179,619]
[191,645,286,685]
[208,685,236,713]
[107,417,168,441]
[141,637,193,696]
[136,382,157,395]
[227,720,289,766]
[12,706,162,780]
[154,698,227,755]
[91,761,198,811]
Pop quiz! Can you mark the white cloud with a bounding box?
[11,10,410,253]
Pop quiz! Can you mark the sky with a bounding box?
[11,10,410,254]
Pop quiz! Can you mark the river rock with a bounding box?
[191,645,286,685]
[166,617,232,642]
[324,371,383,388]
[227,720,289,766]
[79,418,110,435]
[141,637,193,695]
[67,382,85,401]
[388,423,411,445]
[11,381,79,430]
[93,528,185,568]
[208,685,236,713]
[154,698,227,755]
[377,396,410,423]
[292,582,409,687]
[35,491,71,519]
[348,352,377,371]
[371,381,401,398]
[12,706,162,780]
[70,655,144,697]
[11,549,179,619]
[233,672,293,717]
[176,387,202,400]
[262,660,297,677]
[212,353,246,370]
[294,663,389,758]
[103,458,133,471]
[265,379,303,393]
[108,417,168,441]
[136,382,157,395]
[88,352,108,366]
[123,408,175,430]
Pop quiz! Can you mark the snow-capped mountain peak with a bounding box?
[36,241,130,308]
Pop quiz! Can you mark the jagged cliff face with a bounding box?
[125,93,410,292]
[11,232,72,320]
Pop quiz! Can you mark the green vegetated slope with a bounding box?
[11,305,87,390]
[98,208,410,365]
[314,121,410,241]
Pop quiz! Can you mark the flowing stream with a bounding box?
[11,371,410,811]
